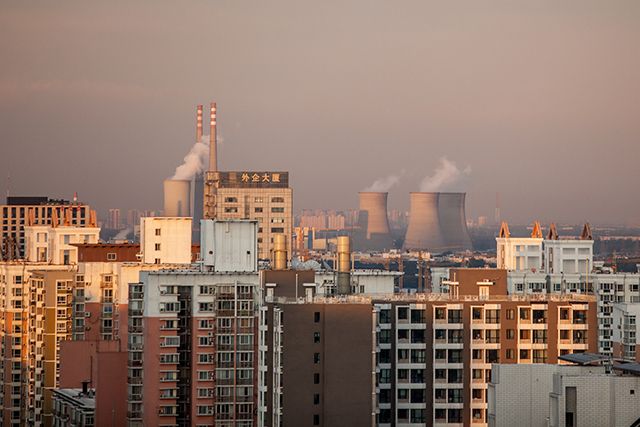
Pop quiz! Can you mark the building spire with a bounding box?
[498,221,510,238]
[531,221,543,238]
[580,223,593,240]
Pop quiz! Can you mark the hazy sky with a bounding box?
[1,1,639,225]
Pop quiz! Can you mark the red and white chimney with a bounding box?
[209,102,217,172]
[196,104,203,143]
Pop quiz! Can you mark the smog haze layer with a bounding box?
[1,1,639,225]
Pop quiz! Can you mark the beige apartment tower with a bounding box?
[204,171,292,260]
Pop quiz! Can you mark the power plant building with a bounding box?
[404,192,472,253]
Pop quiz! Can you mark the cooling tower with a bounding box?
[403,192,445,251]
[358,192,393,250]
[404,192,472,252]
[437,192,472,251]
[163,179,191,217]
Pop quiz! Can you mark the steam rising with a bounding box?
[363,172,403,192]
[420,157,471,192]
[171,134,222,180]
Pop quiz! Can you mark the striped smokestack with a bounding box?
[196,104,203,143]
[209,102,217,172]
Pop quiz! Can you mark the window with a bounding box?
[448,309,462,323]
[448,389,462,403]
[313,332,320,343]
[506,309,515,320]
[199,336,212,346]
[271,207,285,213]
[224,197,238,203]
[155,243,161,251]
[378,309,390,324]
[224,207,238,213]
[313,353,320,364]
[155,228,161,236]
[378,369,391,384]
[506,329,515,339]
[313,415,320,425]
[198,370,213,380]
[313,373,320,384]
[506,349,515,360]
[254,207,263,213]
[435,307,446,320]
[271,227,285,233]
[314,312,320,323]
[313,394,320,405]
[271,197,285,203]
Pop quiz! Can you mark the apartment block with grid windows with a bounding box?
[204,171,292,261]
[0,263,76,427]
[1,196,95,260]
[127,270,261,427]
[259,268,597,427]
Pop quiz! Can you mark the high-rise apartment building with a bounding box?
[0,219,98,426]
[0,262,76,426]
[261,268,597,427]
[107,209,122,230]
[612,302,640,361]
[0,196,94,259]
[126,220,261,427]
[204,171,292,260]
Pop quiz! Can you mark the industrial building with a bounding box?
[0,196,96,259]
[403,192,472,253]
[162,103,294,261]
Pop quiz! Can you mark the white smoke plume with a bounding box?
[363,171,403,192]
[171,134,222,180]
[420,157,471,192]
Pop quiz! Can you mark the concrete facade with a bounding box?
[140,217,192,265]
[204,171,293,261]
[488,363,640,427]
[612,302,640,361]
[0,197,94,259]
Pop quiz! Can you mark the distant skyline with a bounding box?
[1,1,639,225]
